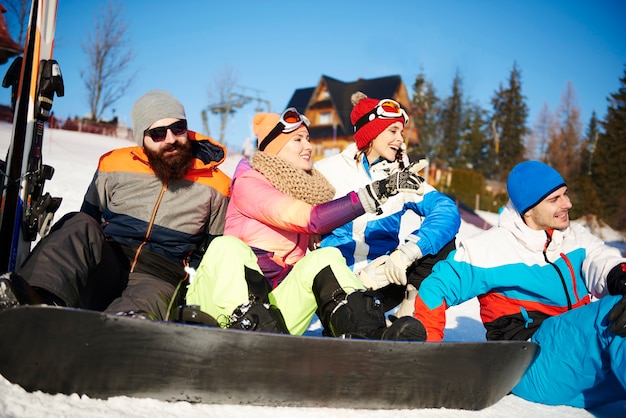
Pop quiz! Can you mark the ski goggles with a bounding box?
[144,119,188,142]
[353,99,408,133]
[259,108,310,151]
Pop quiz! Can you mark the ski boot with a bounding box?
[328,290,426,341]
[313,265,426,341]
[171,305,219,327]
[226,266,290,334]
[229,295,290,334]
[0,272,44,310]
[0,274,21,310]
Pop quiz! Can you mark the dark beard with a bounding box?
[145,140,194,184]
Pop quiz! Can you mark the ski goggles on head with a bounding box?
[353,99,408,133]
[144,119,188,142]
[259,107,310,151]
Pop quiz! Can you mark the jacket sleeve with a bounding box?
[413,293,447,341]
[309,192,365,234]
[79,171,103,222]
[577,225,626,297]
[404,190,461,256]
[232,172,364,235]
[414,241,491,340]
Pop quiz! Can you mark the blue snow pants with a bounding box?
[512,294,626,408]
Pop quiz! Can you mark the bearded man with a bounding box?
[0,90,231,319]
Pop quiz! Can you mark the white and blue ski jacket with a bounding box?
[315,143,460,273]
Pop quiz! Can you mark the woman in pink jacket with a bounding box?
[185,108,427,340]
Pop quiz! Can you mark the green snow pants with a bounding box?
[186,235,365,335]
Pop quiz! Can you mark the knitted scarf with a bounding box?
[251,152,336,205]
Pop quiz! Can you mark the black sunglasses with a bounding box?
[144,120,188,142]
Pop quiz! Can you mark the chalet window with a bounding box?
[319,112,332,125]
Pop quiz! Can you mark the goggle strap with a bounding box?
[258,108,309,151]
[354,112,375,133]
[353,107,407,133]
[258,122,285,151]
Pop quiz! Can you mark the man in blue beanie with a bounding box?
[411,160,626,408]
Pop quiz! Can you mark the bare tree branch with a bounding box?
[3,0,29,46]
[205,65,240,144]
[80,0,136,121]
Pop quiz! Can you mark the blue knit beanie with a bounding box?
[507,161,566,215]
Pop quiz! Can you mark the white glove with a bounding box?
[384,242,422,286]
[395,284,418,318]
[357,255,391,290]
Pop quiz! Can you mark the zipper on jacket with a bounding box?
[543,231,573,310]
[130,184,167,271]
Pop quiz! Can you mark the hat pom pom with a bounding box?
[351,91,368,106]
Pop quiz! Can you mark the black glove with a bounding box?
[608,294,626,337]
[357,162,426,214]
[607,263,626,295]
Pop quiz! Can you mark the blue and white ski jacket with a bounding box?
[315,143,460,272]
[414,201,626,341]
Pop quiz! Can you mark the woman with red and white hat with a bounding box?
[315,92,460,315]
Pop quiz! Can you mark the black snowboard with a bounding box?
[0,305,538,410]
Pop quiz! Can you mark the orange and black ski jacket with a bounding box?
[80,131,231,268]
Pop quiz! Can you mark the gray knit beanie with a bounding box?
[130,90,187,147]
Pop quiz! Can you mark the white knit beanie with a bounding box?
[130,90,186,147]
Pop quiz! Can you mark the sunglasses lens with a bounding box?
[147,127,167,142]
[170,120,188,136]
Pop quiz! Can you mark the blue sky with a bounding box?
[2,0,625,152]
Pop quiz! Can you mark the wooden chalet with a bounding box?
[285,75,418,161]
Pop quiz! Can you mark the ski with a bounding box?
[0,0,63,272]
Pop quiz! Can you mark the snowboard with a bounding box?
[0,305,538,410]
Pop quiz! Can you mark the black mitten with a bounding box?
[357,163,425,214]
[607,294,626,337]
[607,263,626,295]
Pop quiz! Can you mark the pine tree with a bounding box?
[409,72,441,161]
[457,103,489,172]
[592,66,626,230]
[581,111,600,176]
[490,63,528,181]
[439,70,464,166]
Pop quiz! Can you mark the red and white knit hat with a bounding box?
[350,91,408,149]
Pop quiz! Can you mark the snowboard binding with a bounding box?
[229,296,290,334]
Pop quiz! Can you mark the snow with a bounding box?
[1,123,625,417]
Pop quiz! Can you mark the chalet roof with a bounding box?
[287,87,314,112]
[0,4,22,65]
[286,74,404,138]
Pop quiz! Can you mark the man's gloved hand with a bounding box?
[384,242,422,286]
[357,161,426,214]
[357,255,391,290]
[607,262,626,296]
[608,294,626,337]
